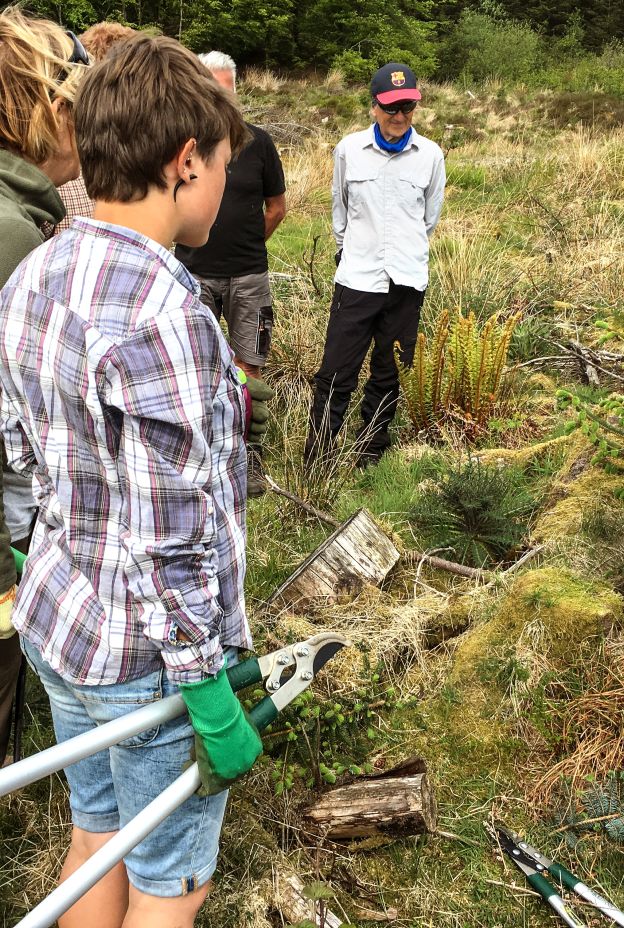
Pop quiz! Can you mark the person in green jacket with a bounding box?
[0,7,88,764]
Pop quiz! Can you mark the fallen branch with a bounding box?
[554,340,624,384]
[265,475,341,527]
[406,544,545,586]
[403,549,491,581]
[566,340,600,386]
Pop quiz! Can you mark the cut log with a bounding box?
[304,769,436,840]
[274,873,343,928]
[269,508,400,608]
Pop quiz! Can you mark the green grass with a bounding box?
[4,78,624,928]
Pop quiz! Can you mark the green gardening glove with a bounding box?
[179,663,263,796]
[245,376,274,442]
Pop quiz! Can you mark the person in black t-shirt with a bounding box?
[175,51,286,497]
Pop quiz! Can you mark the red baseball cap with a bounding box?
[371,62,421,105]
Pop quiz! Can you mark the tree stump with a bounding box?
[269,508,400,608]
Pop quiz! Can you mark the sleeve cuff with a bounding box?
[161,633,225,684]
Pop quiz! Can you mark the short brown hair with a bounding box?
[80,21,138,63]
[75,34,249,203]
[0,7,84,164]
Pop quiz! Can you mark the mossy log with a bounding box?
[304,766,436,840]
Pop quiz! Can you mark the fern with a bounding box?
[396,308,520,438]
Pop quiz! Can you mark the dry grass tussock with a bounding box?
[548,126,624,194]
[268,274,328,383]
[0,781,70,918]
[535,636,624,804]
[270,584,458,699]
[322,67,344,92]
[280,134,335,213]
[428,216,528,317]
[239,66,286,94]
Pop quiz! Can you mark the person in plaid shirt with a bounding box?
[0,35,258,928]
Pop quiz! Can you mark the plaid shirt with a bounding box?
[0,218,251,685]
[55,175,94,233]
[40,175,94,240]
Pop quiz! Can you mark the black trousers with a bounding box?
[307,281,424,458]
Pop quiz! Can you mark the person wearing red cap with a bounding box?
[305,62,445,468]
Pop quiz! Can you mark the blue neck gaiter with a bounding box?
[374,123,412,153]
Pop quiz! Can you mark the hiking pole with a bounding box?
[11,633,349,928]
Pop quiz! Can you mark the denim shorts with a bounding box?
[22,637,238,898]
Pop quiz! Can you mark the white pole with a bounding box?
[15,763,202,928]
[0,694,186,797]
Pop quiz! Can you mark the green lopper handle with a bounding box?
[226,655,263,693]
[11,547,27,576]
[527,872,558,902]
[549,862,579,893]
[527,873,586,928]
[249,695,279,731]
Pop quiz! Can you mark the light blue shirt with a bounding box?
[333,125,445,293]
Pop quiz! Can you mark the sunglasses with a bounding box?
[65,30,90,67]
[374,99,418,116]
[50,31,89,98]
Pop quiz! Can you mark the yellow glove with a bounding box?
[0,584,16,639]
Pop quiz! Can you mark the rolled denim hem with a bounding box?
[126,848,219,897]
[71,809,121,833]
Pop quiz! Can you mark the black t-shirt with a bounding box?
[176,123,285,278]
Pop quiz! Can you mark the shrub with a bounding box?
[409,460,536,568]
[396,307,520,438]
[441,8,543,84]
[558,390,624,474]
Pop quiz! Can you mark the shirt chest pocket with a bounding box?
[346,172,378,210]
[398,174,426,210]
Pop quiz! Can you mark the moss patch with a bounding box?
[533,468,624,541]
[452,568,621,681]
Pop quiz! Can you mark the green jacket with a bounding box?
[0,150,65,593]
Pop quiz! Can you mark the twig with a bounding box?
[435,829,481,847]
[304,233,321,297]
[265,475,341,527]
[484,878,539,897]
[479,545,545,591]
[550,812,622,835]
[509,355,573,371]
